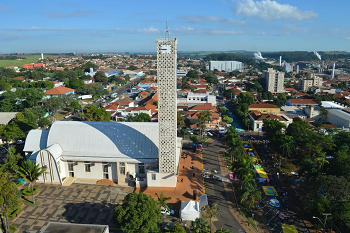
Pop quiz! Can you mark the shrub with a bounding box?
[9,208,21,218]
[10,225,17,232]
[15,182,22,187]
[22,187,38,196]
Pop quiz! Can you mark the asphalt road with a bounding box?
[202,139,245,233]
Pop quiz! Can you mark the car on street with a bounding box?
[197,143,203,149]
[207,132,213,137]
[16,140,24,144]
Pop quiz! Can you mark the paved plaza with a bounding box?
[11,183,134,233]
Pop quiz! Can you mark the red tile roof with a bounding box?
[249,111,287,121]
[119,99,132,105]
[289,99,318,105]
[191,103,217,111]
[45,86,75,95]
[284,88,297,92]
[249,103,279,109]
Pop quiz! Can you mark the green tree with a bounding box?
[22,88,45,107]
[94,71,108,85]
[0,121,25,143]
[241,182,262,208]
[114,193,162,233]
[127,65,138,70]
[202,203,219,233]
[67,78,84,89]
[222,116,233,124]
[186,70,199,79]
[153,100,158,107]
[219,106,228,116]
[233,156,254,182]
[177,112,185,129]
[42,97,65,114]
[0,80,12,91]
[215,229,231,233]
[155,191,171,210]
[70,100,81,112]
[190,218,210,233]
[128,113,151,122]
[198,111,211,139]
[18,160,46,204]
[0,171,19,233]
[168,223,186,233]
[38,117,50,128]
[225,127,242,163]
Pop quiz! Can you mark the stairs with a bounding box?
[62,177,75,186]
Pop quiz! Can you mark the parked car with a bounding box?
[161,208,174,216]
[207,132,213,137]
[197,143,203,149]
[16,140,24,145]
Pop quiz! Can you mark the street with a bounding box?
[202,139,245,232]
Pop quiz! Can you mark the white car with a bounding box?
[207,132,213,137]
[161,208,174,216]
[16,140,24,145]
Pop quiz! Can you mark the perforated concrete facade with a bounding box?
[156,38,178,174]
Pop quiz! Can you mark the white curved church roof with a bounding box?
[23,130,49,152]
[47,121,159,160]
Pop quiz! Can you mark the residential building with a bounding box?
[209,61,243,72]
[286,99,318,107]
[118,99,134,108]
[297,73,323,92]
[122,104,157,117]
[23,63,46,69]
[283,63,292,73]
[263,68,285,93]
[45,86,75,98]
[248,111,292,132]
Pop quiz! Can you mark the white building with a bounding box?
[327,109,350,131]
[263,68,285,93]
[23,121,182,187]
[177,92,216,106]
[248,111,292,132]
[209,61,243,72]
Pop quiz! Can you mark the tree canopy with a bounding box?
[114,193,162,233]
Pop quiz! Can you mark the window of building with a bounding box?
[119,162,125,175]
[138,163,145,174]
[152,174,156,180]
[85,162,91,172]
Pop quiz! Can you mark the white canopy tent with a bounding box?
[180,200,200,221]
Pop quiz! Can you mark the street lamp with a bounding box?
[313,213,331,233]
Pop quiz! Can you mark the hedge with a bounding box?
[9,208,21,218]
[22,187,38,196]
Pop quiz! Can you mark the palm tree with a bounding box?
[241,182,261,208]
[233,156,255,182]
[155,191,171,210]
[190,218,210,233]
[240,173,254,189]
[198,111,212,139]
[202,203,219,233]
[18,160,46,204]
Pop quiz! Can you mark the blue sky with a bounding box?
[0,0,349,53]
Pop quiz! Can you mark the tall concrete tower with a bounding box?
[156,37,178,174]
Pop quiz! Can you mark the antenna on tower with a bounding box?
[165,19,169,40]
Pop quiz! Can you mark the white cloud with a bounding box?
[346,37,350,40]
[41,9,99,18]
[180,15,246,25]
[174,27,244,35]
[233,0,318,21]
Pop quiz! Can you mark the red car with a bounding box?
[197,143,203,149]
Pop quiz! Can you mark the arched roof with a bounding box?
[47,121,159,160]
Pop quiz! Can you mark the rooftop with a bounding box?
[249,103,279,109]
[0,112,18,125]
[45,86,75,95]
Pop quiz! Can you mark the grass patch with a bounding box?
[0,55,41,67]
[240,207,258,231]
[224,150,233,172]
[8,208,21,219]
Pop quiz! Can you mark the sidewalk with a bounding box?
[217,149,270,233]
